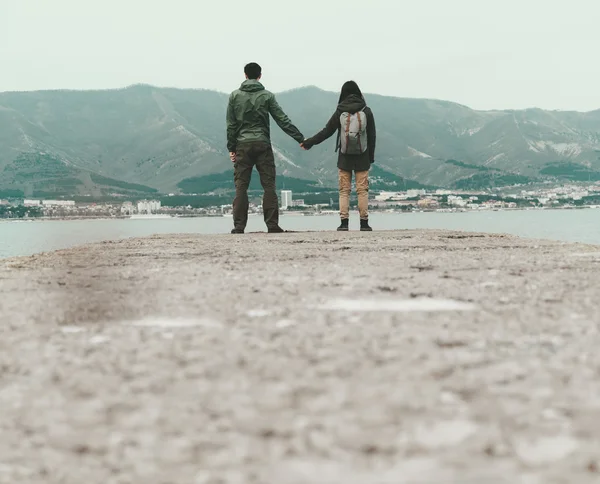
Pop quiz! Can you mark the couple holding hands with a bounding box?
[227,62,376,234]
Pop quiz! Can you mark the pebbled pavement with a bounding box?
[1,230,600,483]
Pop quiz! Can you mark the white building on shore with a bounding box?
[281,190,292,210]
[42,200,75,207]
[448,196,468,207]
[121,202,135,215]
[137,200,161,214]
[375,191,408,202]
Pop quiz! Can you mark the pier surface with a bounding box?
[1,230,600,483]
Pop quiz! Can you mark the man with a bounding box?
[226,62,305,234]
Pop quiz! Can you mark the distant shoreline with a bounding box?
[0,204,597,223]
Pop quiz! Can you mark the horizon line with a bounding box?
[0,83,598,114]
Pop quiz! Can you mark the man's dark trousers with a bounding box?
[233,142,279,232]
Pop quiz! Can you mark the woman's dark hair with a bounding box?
[339,80,364,103]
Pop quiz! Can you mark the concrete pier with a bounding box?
[1,230,600,483]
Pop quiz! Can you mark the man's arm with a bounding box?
[226,93,238,153]
[302,111,339,149]
[268,95,304,143]
[366,108,376,163]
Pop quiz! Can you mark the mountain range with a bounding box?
[1,84,600,198]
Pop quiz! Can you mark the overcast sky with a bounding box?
[1,0,598,111]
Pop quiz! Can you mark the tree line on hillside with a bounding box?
[0,205,43,219]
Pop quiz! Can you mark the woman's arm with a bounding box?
[366,108,376,163]
[302,111,340,149]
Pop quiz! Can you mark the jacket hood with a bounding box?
[338,94,366,113]
[240,79,265,93]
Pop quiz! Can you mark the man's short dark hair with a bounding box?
[244,63,262,80]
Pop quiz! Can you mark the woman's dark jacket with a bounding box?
[302,94,376,172]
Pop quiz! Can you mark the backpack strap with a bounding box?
[357,111,363,153]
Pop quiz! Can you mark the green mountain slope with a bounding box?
[1,85,599,195]
[176,164,427,194]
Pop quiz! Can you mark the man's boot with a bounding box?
[360,219,373,231]
[231,228,244,234]
[337,219,349,231]
[268,225,285,233]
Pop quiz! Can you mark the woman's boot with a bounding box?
[337,219,349,231]
[360,219,373,231]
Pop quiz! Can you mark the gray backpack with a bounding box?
[339,109,368,155]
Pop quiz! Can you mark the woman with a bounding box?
[302,81,376,231]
